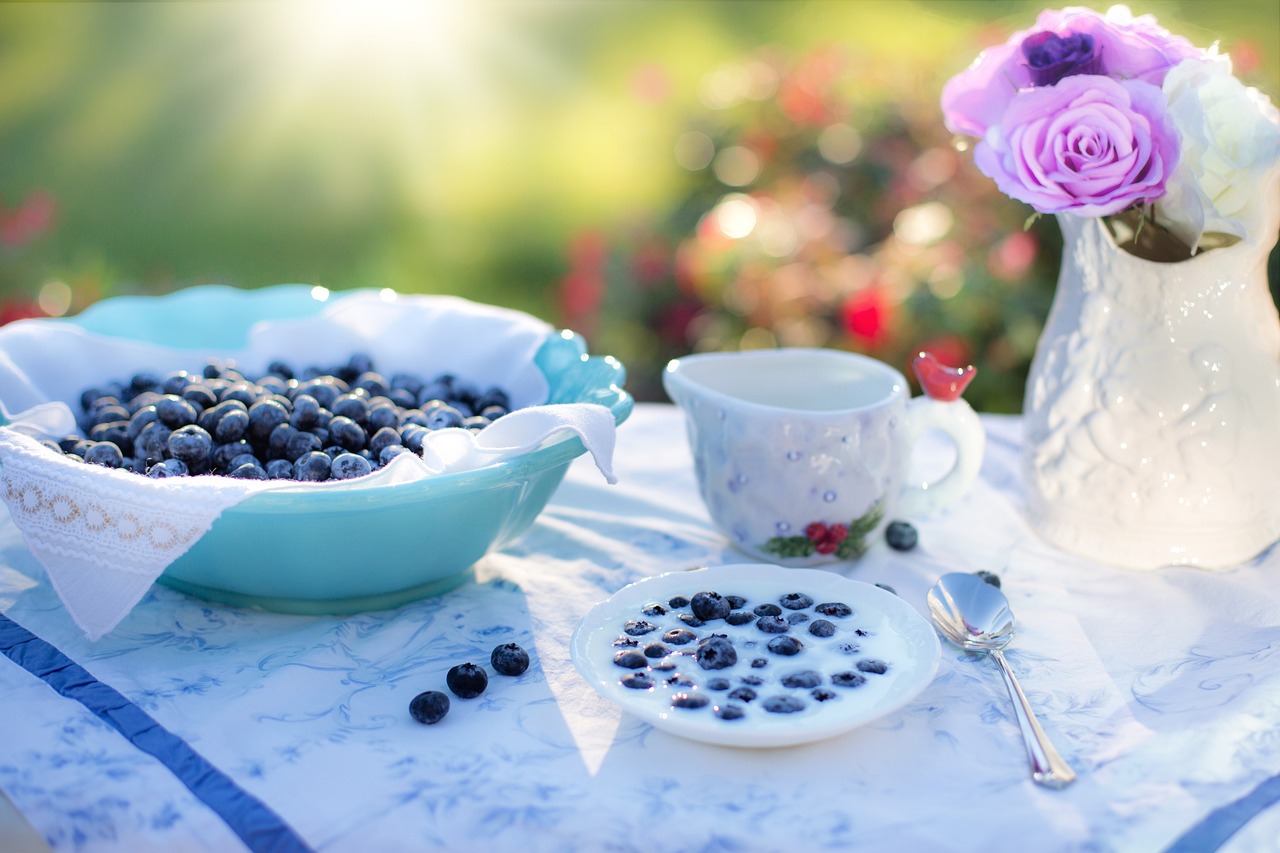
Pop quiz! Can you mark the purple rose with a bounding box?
[942,6,1201,137]
[972,75,1179,217]
[1022,32,1101,86]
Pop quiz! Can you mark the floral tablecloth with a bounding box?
[1,405,1278,853]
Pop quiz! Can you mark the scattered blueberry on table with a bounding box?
[409,691,451,725]
[51,354,517,482]
[884,520,918,551]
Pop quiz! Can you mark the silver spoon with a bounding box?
[927,572,1077,789]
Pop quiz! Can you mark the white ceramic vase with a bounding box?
[1023,213,1280,569]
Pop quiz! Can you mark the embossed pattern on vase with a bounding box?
[1023,214,1280,568]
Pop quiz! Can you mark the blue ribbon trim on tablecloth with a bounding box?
[1164,772,1280,853]
[0,613,313,853]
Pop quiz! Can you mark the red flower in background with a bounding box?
[0,191,56,250]
[840,287,892,350]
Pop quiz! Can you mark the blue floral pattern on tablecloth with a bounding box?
[1,408,1278,853]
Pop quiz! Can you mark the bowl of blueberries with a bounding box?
[0,285,631,613]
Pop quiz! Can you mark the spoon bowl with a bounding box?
[927,572,1076,789]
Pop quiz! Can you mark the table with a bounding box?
[2,406,1279,853]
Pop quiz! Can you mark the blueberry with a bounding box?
[671,692,709,710]
[856,659,888,675]
[695,636,737,670]
[167,425,213,472]
[725,595,747,609]
[214,406,251,444]
[379,445,409,466]
[753,603,782,617]
[780,592,814,610]
[265,458,294,479]
[490,643,530,676]
[332,393,369,424]
[662,628,697,646]
[975,570,1002,588]
[619,673,653,690]
[762,695,806,714]
[668,595,690,608]
[182,384,218,410]
[126,406,159,440]
[613,650,648,669]
[368,426,401,458]
[293,451,332,482]
[665,674,694,688]
[289,394,321,429]
[678,613,704,628]
[750,657,767,669]
[739,674,764,686]
[426,406,465,431]
[133,422,172,460]
[328,416,367,451]
[786,612,810,625]
[815,602,852,618]
[154,395,198,429]
[330,452,372,480]
[715,704,746,720]
[623,619,658,637]
[831,671,868,688]
[767,636,804,656]
[808,619,837,638]
[612,635,639,648]
[146,458,188,478]
[353,372,389,398]
[651,660,676,672]
[885,520,918,551]
[128,372,164,395]
[727,686,757,702]
[399,423,429,453]
[780,670,823,689]
[690,590,731,621]
[643,642,669,659]
[284,430,323,462]
[367,405,400,432]
[445,662,489,698]
[755,615,789,634]
[248,398,290,441]
[641,603,668,617]
[409,690,450,725]
[725,611,754,626]
[229,462,267,480]
[706,677,731,691]
[811,688,838,702]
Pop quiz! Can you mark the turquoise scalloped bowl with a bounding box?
[59,285,632,613]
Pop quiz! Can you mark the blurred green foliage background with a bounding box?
[2,0,1277,409]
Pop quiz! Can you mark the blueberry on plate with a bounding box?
[808,619,836,638]
[690,590,731,621]
[811,688,838,702]
[695,636,738,671]
[815,602,853,618]
[714,704,746,721]
[641,603,668,617]
[623,619,659,637]
[490,643,530,676]
[753,602,782,617]
[756,615,789,634]
[725,611,754,626]
[671,692,710,710]
[620,672,654,690]
[446,663,489,698]
[831,671,868,688]
[856,659,889,675]
[780,592,814,610]
[409,690,451,725]
[727,686,757,702]
[766,636,804,656]
[885,520,918,551]
[780,670,822,689]
[668,595,690,608]
[706,677,731,691]
[762,695,806,714]
[643,642,669,659]
[662,628,697,646]
[612,650,648,670]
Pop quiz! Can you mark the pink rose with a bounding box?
[972,75,1179,216]
[942,5,1201,138]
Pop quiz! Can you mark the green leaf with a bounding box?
[761,535,815,559]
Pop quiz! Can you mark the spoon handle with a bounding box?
[990,648,1077,789]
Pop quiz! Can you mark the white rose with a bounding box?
[1154,52,1280,252]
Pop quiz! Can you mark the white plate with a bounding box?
[570,564,940,748]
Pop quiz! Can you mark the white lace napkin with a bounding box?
[0,292,619,640]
